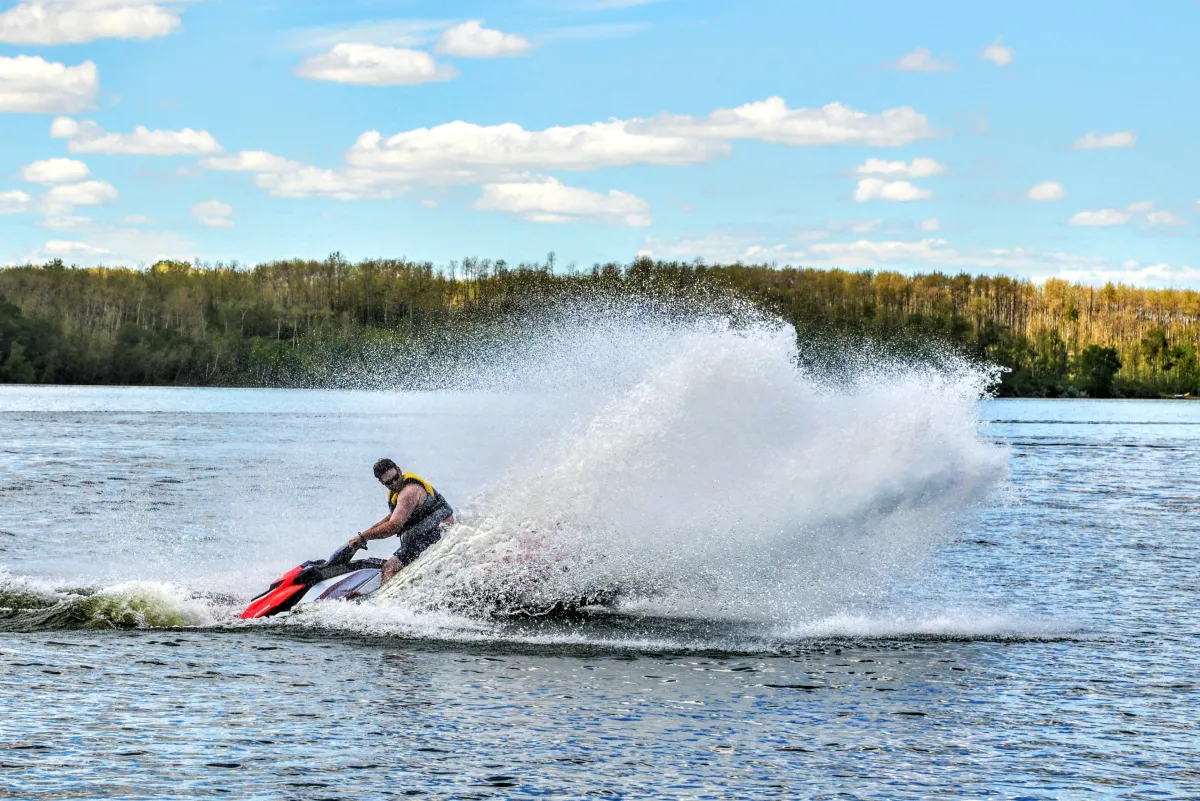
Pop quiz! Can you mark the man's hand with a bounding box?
[348,533,368,550]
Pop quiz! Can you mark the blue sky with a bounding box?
[1,0,1197,287]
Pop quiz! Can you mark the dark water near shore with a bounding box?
[2,387,1199,798]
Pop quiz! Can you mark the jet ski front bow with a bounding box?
[241,543,386,619]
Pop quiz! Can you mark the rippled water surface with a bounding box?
[2,386,1198,799]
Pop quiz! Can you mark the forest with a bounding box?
[2,253,1199,398]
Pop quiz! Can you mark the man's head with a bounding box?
[373,458,403,489]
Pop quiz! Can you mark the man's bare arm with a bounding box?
[350,485,427,546]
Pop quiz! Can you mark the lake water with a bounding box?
[2,378,1198,797]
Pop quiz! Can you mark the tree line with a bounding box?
[2,253,1198,397]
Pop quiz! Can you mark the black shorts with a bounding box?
[393,506,452,565]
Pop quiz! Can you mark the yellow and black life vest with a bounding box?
[387,471,436,512]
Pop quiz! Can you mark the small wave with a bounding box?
[241,599,1080,654]
[0,570,218,632]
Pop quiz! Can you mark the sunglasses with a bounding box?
[380,471,403,486]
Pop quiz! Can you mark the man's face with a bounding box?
[379,468,403,490]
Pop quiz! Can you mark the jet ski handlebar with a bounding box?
[325,539,366,567]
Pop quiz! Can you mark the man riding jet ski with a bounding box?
[351,458,456,584]
[241,458,454,619]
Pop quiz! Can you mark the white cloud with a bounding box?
[638,232,807,265]
[200,150,298,173]
[640,229,1200,288]
[436,20,530,58]
[853,178,932,202]
[981,38,1014,66]
[192,199,233,227]
[40,214,92,230]
[261,166,401,200]
[295,43,457,86]
[1126,200,1154,213]
[475,176,651,226]
[1028,181,1066,202]
[1068,209,1130,227]
[202,150,392,202]
[43,179,117,213]
[1072,131,1136,150]
[204,97,938,201]
[1057,262,1200,289]
[919,217,940,231]
[348,119,726,180]
[1,189,33,214]
[0,0,193,45]
[838,219,882,234]
[420,198,437,209]
[1147,210,1187,227]
[645,97,936,147]
[853,157,944,178]
[889,47,955,72]
[119,214,153,223]
[28,227,194,265]
[290,20,450,50]
[0,55,97,113]
[51,117,221,155]
[39,239,111,258]
[20,157,90,184]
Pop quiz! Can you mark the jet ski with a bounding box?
[241,542,384,619]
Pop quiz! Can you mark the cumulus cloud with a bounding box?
[436,20,530,58]
[1072,131,1136,150]
[295,43,457,85]
[888,47,955,72]
[981,38,1014,66]
[203,97,938,200]
[27,226,196,265]
[640,229,1200,288]
[200,150,298,173]
[639,231,1109,275]
[1146,210,1187,227]
[1028,181,1066,202]
[853,157,944,178]
[1068,209,1130,227]
[0,0,193,45]
[51,117,221,155]
[42,179,117,213]
[638,232,807,265]
[1057,262,1200,289]
[192,199,233,227]
[919,217,940,231]
[20,157,90,184]
[1,189,33,214]
[0,55,97,113]
[202,151,391,202]
[348,119,727,179]
[1126,200,1154,213]
[474,176,651,226]
[645,97,936,147]
[291,20,451,51]
[853,178,932,202]
[40,214,91,230]
[38,239,111,258]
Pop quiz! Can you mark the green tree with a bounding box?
[1075,345,1122,398]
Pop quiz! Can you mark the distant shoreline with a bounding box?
[3,256,1198,399]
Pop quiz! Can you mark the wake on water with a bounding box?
[3,295,1046,649]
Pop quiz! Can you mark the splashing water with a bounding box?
[369,297,1009,626]
[0,569,216,632]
